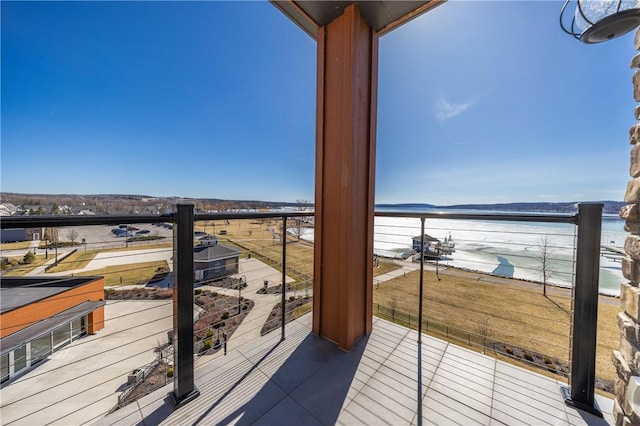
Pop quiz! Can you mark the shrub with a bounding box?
[166,366,174,377]
[544,356,552,365]
[504,346,513,355]
[289,296,295,302]
[203,339,212,350]
[205,330,214,338]
[195,289,202,295]
[23,251,36,264]
[221,311,230,320]
[0,258,9,270]
[523,352,534,362]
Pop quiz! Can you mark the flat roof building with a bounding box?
[1,276,105,385]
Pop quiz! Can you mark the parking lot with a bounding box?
[54,224,175,251]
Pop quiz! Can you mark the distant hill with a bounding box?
[377,201,625,215]
[0,192,305,215]
[1,192,625,216]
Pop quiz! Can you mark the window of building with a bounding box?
[1,353,8,383]
[13,345,27,374]
[71,316,86,341]
[52,324,70,351]
[30,334,52,366]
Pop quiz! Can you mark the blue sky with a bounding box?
[1,1,636,205]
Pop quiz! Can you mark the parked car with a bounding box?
[194,231,206,236]
[127,226,139,232]
[118,224,128,229]
[136,230,150,235]
[117,231,132,238]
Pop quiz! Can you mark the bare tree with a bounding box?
[296,199,313,223]
[45,228,59,245]
[287,217,304,241]
[536,235,555,297]
[67,229,79,244]
[286,199,312,241]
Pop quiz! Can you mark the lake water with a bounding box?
[297,207,626,296]
[372,207,626,297]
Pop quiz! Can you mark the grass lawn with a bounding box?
[197,219,315,287]
[374,259,402,276]
[0,241,33,250]
[373,268,619,387]
[46,251,97,273]
[77,260,169,287]
[3,255,51,276]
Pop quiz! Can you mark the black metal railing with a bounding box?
[0,204,604,420]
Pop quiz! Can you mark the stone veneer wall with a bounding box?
[613,29,640,426]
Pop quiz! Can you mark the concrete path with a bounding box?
[373,263,419,285]
[58,247,173,276]
[195,258,297,366]
[27,249,74,275]
[25,247,173,277]
[1,239,47,259]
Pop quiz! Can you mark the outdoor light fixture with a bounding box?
[627,376,640,412]
[560,0,640,43]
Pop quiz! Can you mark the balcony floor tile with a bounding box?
[99,314,613,426]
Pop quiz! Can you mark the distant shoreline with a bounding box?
[375,200,625,215]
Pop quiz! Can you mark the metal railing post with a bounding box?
[418,218,425,343]
[170,204,200,407]
[563,203,602,417]
[417,217,425,426]
[281,216,287,341]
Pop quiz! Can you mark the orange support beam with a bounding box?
[313,3,377,350]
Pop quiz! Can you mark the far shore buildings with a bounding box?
[0,276,105,384]
[0,203,19,216]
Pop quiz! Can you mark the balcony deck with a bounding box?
[100,314,614,426]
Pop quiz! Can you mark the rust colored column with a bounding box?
[313,3,377,350]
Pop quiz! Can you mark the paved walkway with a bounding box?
[59,247,173,276]
[373,263,419,285]
[196,258,297,366]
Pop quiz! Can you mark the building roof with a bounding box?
[193,244,241,263]
[412,234,440,242]
[0,300,105,355]
[1,276,103,314]
[270,0,442,39]
[0,203,18,216]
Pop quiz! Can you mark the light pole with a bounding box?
[238,275,246,315]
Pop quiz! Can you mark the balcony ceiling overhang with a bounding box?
[270,0,444,39]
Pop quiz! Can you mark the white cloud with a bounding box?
[434,95,476,123]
